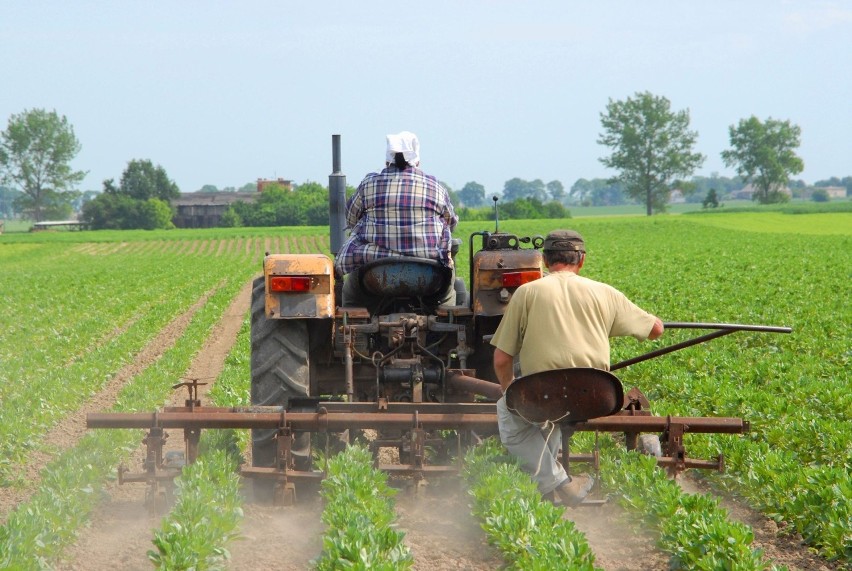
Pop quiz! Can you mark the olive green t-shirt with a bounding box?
[490,271,656,375]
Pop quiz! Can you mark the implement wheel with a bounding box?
[250,276,312,501]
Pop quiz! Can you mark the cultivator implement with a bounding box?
[86,320,789,507]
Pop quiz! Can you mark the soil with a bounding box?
[5,278,839,570]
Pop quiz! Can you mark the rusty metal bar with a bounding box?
[87,411,500,431]
[445,371,503,400]
[88,410,747,435]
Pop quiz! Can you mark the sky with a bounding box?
[2,1,851,197]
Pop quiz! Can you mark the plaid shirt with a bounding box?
[334,165,458,275]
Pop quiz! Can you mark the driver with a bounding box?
[334,131,459,309]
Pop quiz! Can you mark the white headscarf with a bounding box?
[385,131,420,166]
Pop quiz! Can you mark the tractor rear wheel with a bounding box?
[249,276,312,501]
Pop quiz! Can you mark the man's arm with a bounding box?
[493,348,515,392]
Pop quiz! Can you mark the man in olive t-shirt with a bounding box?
[490,229,664,507]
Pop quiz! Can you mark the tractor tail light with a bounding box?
[269,276,312,293]
[501,270,542,288]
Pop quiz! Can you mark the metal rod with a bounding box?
[611,322,791,371]
[88,411,747,434]
[663,322,792,334]
[612,330,733,370]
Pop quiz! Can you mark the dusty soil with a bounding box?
[4,278,837,570]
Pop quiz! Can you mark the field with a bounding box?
[0,212,849,570]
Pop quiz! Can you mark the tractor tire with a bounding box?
[250,276,312,501]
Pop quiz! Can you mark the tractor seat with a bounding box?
[358,257,453,300]
[504,368,624,424]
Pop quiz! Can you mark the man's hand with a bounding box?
[648,317,664,340]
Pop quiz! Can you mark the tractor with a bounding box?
[87,135,790,507]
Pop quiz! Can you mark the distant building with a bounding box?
[817,186,847,200]
[669,189,686,204]
[172,192,258,228]
[257,178,293,192]
[731,183,792,201]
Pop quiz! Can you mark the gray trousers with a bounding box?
[497,396,569,494]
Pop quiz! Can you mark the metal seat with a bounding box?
[504,368,624,424]
[358,257,452,299]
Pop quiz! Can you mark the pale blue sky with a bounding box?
[2,1,850,196]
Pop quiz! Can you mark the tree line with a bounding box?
[2,101,851,229]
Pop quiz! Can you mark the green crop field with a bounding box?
[0,211,849,569]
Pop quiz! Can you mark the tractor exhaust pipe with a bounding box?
[329,134,347,256]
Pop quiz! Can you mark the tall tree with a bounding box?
[598,92,704,215]
[721,116,803,204]
[458,181,486,207]
[116,159,180,201]
[546,180,565,202]
[0,109,86,221]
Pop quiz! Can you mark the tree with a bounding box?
[458,181,486,207]
[810,188,829,203]
[0,108,86,221]
[721,116,803,205]
[116,159,180,202]
[81,159,178,229]
[547,180,565,202]
[702,188,720,209]
[502,178,531,202]
[598,91,705,215]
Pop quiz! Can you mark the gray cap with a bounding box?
[543,229,585,252]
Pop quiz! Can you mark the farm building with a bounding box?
[172,192,258,228]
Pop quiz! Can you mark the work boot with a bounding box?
[555,475,594,508]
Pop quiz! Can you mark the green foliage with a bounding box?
[459,181,486,207]
[463,438,600,570]
[810,188,829,202]
[722,116,804,205]
[0,108,86,222]
[116,159,180,202]
[600,449,778,570]
[148,451,243,570]
[598,91,705,215]
[702,188,720,209]
[225,181,330,227]
[314,445,413,570]
[81,158,180,229]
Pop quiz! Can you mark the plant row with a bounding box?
[599,444,785,570]
[462,438,600,570]
[313,445,413,570]
[147,318,252,569]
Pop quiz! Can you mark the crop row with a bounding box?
[463,438,599,570]
[599,444,785,570]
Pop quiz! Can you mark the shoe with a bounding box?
[555,475,594,507]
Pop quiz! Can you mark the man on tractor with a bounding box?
[491,229,665,507]
[333,131,459,310]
